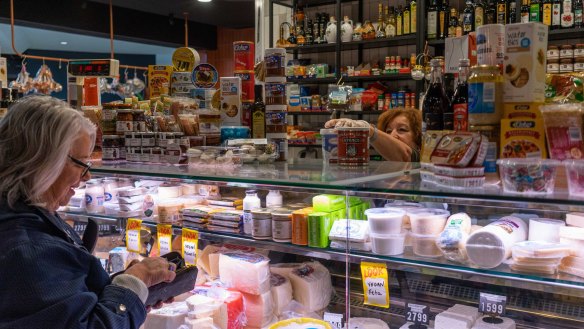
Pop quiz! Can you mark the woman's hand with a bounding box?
[124,257,177,288]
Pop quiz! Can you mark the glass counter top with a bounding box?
[90,160,584,208]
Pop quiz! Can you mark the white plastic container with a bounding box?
[465,216,528,269]
[365,207,406,234]
[528,218,566,243]
[565,160,584,197]
[411,233,442,258]
[408,208,450,235]
[559,226,584,257]
[370,231,406,256]
[85,179,105,214]
[266,190,283,208]
[243,190,261,235]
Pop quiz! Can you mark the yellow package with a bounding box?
[421,130,454,163]
[503,103,543,119]
[360,262,390,308]
[500,118,547,158]
[148,65,174,99]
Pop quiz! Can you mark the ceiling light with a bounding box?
[60,41,68,45]
[198,0,211,2]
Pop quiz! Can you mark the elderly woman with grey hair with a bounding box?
[0,95,175,328]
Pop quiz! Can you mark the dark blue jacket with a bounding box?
[0,201,146,329]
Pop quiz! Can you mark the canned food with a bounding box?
[233,41,255,71]
[337,127,370,167]
[264,48,286,77]
[265,82,286,105]
[234,70,255,102]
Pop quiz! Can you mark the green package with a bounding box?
[312,194,346,212]
[308,212,332,248]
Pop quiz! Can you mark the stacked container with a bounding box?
[264,48,288,161]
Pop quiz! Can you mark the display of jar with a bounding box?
[575,58,584,72]
[560,58,574,73]
[547,59,560,73]
[547,45,560,60]
[560,45,574,59]
[116,109,134,135]
[468,65,503,126]
[133,110,146,132]
[575,44,584,59]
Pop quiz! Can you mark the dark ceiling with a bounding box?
[89,0,255,29]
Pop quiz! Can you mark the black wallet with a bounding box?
[144,252,198,307]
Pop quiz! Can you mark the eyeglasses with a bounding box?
[68,155,92,178]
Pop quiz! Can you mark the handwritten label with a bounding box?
[323,312,344,329]
[360,262,390,308]
[479,292,507,316]
[125,218,142,253]
[182,228,199,266]
[406,302,430,325]
[157,224,173,256]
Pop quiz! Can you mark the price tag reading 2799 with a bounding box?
[406,303,430,326]
[479,292,507,316]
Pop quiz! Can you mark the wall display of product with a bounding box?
[60,161,584,329]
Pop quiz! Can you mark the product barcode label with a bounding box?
[482,82,495,102]
[569,127,583,142]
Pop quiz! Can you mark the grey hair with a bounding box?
[0,95,96,208]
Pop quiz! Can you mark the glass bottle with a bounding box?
[562,0,574,29]
[439,0,449,39]
[305,19,314,44]
[427,0,438,39]
[497,0,508,24]
[475,0,485,29]
[530,0,541,21]
[397,5,404,36]
[422,59,449,133]
[486,0,497,23]
[509,1,517,23]
[386,6,397,37]
[404,0,411,34]
[576,0,583,27]
[463,0,474,34]
[451,59,470,132]
[542,0,553,25]
[376,3,387,38]
[251,85,266,139]
[448,8,459,37]
[456,13,464,36]
[521,0,531,22]
[411,0,417,33]
[552,0,562,28]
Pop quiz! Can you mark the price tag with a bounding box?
[479,292,507,316]
[125,218,142,253]
[323,312,344,329]
[360,262,390,308]
[406,302,430,326]
[157,224,173,256]
[182,228,199,266]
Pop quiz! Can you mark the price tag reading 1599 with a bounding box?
[406,302,430,326]
[479,292,507,316]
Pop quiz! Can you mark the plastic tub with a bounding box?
[497,158,560,194]
[370,231,407,256]
[433,174,485,189]
[411,233,442,258]
[407,208,450,235]
[509,262,558,275]
[433,165,485,177]
[559,226,584,257]
[565,160,584,196]
[365,207,406,234]
[512,241,571,263]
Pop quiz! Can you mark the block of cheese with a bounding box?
[184,317,215,329]
[270,274,293,315]
[447,304,479,323]
[198,245,222,275]
[219,252,270,295]
[560,255,584,268]
[243,316,278,329]
[566,212,584,228]
[347,317,389,329]
[192,286,245,329]
[434,311,473,329]
[288,261,333,312]
[242,291,274,328]
[186,294,218,311]
[269,263,302,279]
[471,316,516,329]
[143,302,189,329]
[559,264,584,278]
[209,252,222,278]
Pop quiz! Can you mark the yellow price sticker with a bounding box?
[125,218,142,253]
[360,262,390,308]
[182,228,199,266]
[157,224,173,256]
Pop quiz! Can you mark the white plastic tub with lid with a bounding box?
[370,231,407,255]
[365,207,406,234]
[407,208,450,235]
[410,233,442,258]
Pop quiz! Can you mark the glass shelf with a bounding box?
[90,160,584,209]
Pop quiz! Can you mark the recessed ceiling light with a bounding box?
[60,41,68,45]
[198,0,211,2]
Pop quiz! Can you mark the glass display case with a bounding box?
[61,159,584,329]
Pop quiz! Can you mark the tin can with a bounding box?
[476,24,505,70]
[233,41,255,71]
[252,208,272,240]
[265,111,287,133]
[272,208,293,242]
[337,127,370,167]
[320,128,338,164]
[292,208,313,246]
[234,70,255,102]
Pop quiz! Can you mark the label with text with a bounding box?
[125,218,142,253]
[182,228,199,266]
[406,302,430,325]
[157,224,173,256]
[479,292,507,316]
[360,262,390,308]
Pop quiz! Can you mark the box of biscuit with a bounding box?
[503,22,548,103]
[219,77,242,125]
[148,65,173,99]
[500,118,547,159]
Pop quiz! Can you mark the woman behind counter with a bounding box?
[325,108,422,162]
[0,96,175,329]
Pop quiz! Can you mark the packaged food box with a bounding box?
[148,65,173,99]
[430,132,481,167]
[500,118,547,158]
[503,22,548,103]
[503,102,543,119]
[540,104,584,160]
[219,77,242,125]
[421,131,453,163]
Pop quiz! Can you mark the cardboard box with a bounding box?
[500,118,547,158]
[0,58,7,88]
[148,65,173,99]
[503,102,543,119]
[219,77,242,125]
[503,23,548,103]
[445,34,477,73]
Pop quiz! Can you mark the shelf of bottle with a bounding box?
[286,34,417,54]
[272,0,356,8]
[287,77,338,84]
[285,43,337,54]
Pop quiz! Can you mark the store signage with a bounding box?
[479,292,507,316]
[360,262,390,308]
[406,302,430,326]
[181,228,199,266]
[323,312,344,329]
[125,218,142,253]
[157,224,173,256]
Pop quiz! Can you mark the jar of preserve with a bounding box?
[560,45,574,59]
[133,110,146,132]
[547,45,560,60]
[575,44,584,59]
[116,109,134,135]
[142,132,156,147]
[150,147,163,163]
[102,135,121,162]
[468,65,503,125]
[547,59,560,73]
[264,48,286,77]
[560,58,574,73]
[575,58,584,72]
